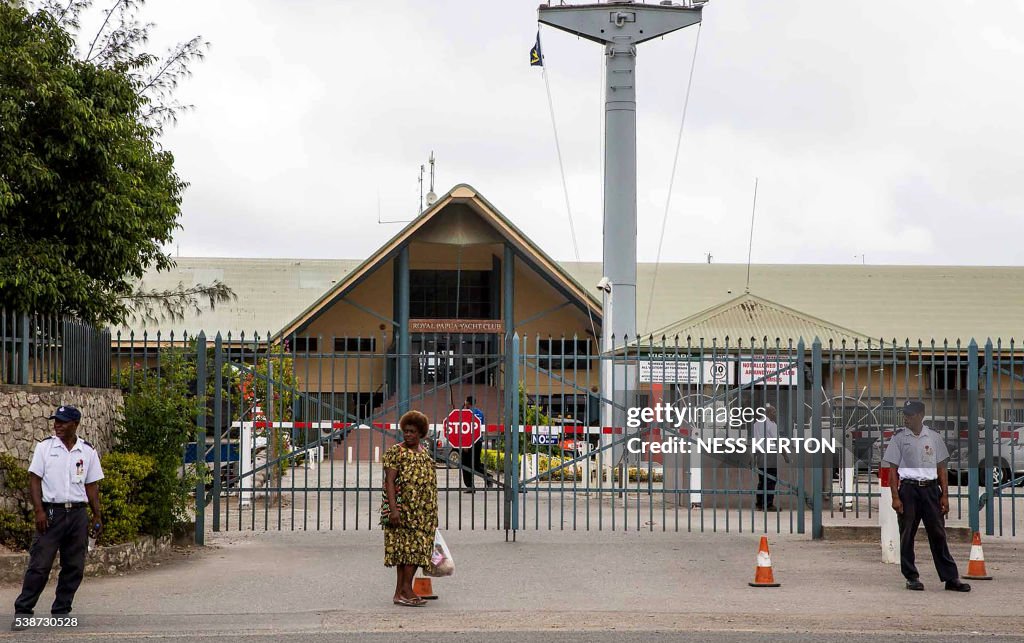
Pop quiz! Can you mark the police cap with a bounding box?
[47,405,82,422]
[902,400,925,415]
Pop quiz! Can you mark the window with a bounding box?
[932,366,968,391]
[292,337,318,353]
[409,270,493,319]
[334,337,377,353]
[536,339,592,369]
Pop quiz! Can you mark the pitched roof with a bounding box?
[643,292,874,347]
[274,184,601,339]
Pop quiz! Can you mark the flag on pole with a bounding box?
[530,30,543,67]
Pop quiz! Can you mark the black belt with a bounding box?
[900,479,937,487]
[42,501,88,509]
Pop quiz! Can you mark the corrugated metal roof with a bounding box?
[559,262,1024,342]
[112,257,361,339]
[644,293,874,346]
[120,259,1024,343]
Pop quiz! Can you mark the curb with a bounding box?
[822,525,972,543]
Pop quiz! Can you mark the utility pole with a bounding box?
[538,1,706,481]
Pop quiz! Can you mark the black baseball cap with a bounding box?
[902,400,925,415]
[48,405,81,422]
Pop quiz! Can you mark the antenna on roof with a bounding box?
[418,164,425,213]
[745,177,759,294]
[426,151,437,206]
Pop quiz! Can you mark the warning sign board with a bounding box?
[639,358,734,385]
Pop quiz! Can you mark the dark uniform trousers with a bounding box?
[755,467,778,508]
[460,441,488,488]
[897,483,959,582]
[14,506,89,615]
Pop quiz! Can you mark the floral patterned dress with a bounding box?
[381,443,438,567]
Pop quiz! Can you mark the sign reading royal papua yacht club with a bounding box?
[408,319,505,333]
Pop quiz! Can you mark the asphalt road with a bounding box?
[2,529,1021,640]
[6,632,1024,643]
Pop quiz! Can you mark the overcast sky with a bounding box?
[127,0,1023,266]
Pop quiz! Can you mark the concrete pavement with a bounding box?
[1,529,1022,640]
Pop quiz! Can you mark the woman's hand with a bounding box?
[388,508,401,527]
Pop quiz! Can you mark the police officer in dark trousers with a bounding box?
[882,400,970,592]
[12,406,104,629]
[460,396,492,493]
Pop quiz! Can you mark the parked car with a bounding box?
[428,427,501,469]
[948,424,1024,487]
[426,427,462,468]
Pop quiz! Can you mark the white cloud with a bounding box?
[114,0,1024,266]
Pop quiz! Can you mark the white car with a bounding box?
[948,423,1024,487]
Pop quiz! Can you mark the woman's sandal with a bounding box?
[393,597,425,607]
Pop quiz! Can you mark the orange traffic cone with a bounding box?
[413,576,438,600]
[963,532,993,580]
[748,536,781,587]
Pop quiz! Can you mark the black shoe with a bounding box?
[463,489,475,494]
[11,615,31,632]
[906,579,925,591]
[764,505,778,512]
[945,580,971,592]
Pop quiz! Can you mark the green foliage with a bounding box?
[230,354,297,475]
[519,381,552,426]
[0,453,34,550]
[0,511,35,551]
[98,452,156,545]
[0,3,208,324]
[114,349,196,536]
[480,449,582,481]
[496,382,555,457]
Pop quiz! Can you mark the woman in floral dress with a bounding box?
[382,410,438,606]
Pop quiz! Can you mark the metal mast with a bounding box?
[538,1,705,472]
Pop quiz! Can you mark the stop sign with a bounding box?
[444,409,482,449]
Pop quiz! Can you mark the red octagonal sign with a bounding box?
[444,409,482,449]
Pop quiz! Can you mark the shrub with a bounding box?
[0,453,34,550]
[0,510,34,551]
[479,449,583,481]
[115,349,197,536]
[99,453,157,544]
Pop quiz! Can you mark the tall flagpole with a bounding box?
[538,1,705,483]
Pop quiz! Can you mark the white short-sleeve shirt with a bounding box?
[28,436,104,503]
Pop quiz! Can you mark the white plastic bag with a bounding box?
[423,528,455,577]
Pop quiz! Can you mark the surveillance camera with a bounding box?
[596,277,611,293]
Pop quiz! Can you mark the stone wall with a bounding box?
[0,385,122,513]
[0,535,173,583]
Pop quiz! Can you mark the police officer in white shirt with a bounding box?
[13,406,104,625]
[882,400,969,592]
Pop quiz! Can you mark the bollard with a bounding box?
[879,468,899,564]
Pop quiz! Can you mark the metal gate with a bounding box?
[112,330,1023,543]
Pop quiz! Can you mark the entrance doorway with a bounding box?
[411,333,498,385]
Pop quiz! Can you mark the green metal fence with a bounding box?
[111,330,1024,544]
[1,309,110,387]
